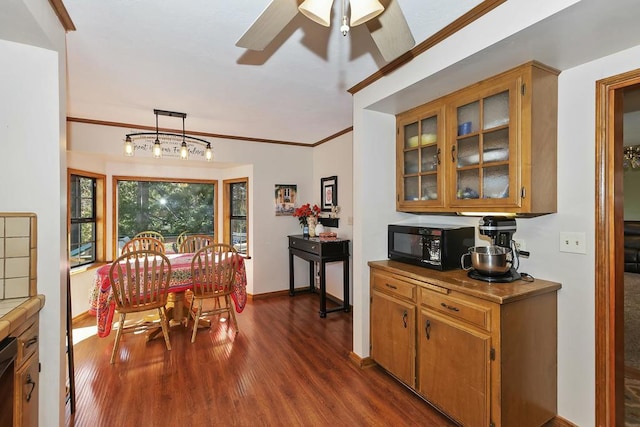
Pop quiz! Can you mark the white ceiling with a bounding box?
[62,0,483,144]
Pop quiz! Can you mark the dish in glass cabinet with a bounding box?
[457,148,508,166]
[407,134,437,147]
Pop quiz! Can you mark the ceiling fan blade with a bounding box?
[365,0,415,62]
[236,0,301,51]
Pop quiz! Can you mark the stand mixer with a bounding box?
[469,215,522,283]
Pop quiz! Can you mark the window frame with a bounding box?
[112,175,218,258]
[223,177,249,256]
[68,169,106,269]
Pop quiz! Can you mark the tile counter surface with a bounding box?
[0,295,45,341]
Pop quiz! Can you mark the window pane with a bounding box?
[230,183,247,216]
[231,218,247,254]
[117,180,215,254]
[70,174,97,266]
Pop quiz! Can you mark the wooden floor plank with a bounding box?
[66,293,456,426]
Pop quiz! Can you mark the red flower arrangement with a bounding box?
[293,203,321,226]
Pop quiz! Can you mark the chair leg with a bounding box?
[227,294,239,335]
[184,291,194,329]
[110,312,126,364]
[158,307,171,351]
[191,300,203,343]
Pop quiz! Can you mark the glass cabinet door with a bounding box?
[398,108,443,207]
[450,82,517,207]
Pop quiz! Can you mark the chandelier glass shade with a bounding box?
[123,109,213,161]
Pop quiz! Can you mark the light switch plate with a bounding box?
[559,232,586,254]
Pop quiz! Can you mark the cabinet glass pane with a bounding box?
[482,129,509,163]
[405,122,419,149]
[421,175,438,200]
[456,169,480,199]
[404,176,419,201]
[483,165,509,199]
[404,150,419,174]
[457,135,480,167]
[421,116,437,145]
[457,101,479,135]
[421,145,438,172]
[483,91,509,129]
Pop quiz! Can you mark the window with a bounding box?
[114,177,217,256]
[224,178,248,255]
[68,169,105,268]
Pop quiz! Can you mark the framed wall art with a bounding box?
[320,176,337,212]
[275,184,297,216]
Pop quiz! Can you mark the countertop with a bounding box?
[0,295,45,341]
[368,260,561,304]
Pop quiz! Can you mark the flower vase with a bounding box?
[302,224,309,237]
[308,217,317,237]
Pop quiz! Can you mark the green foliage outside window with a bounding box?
[117,180,215,247]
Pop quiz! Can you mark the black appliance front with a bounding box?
[388,224,475,270]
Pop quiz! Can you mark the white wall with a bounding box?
[0,4,67,424]
[312,132,353,300]
[351,4,640,427]
[67,121,328,313]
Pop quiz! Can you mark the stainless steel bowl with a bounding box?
[461,246,512,276]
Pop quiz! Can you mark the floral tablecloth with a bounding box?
[88,252,247,338]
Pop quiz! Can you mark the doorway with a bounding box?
[595,69,640,426]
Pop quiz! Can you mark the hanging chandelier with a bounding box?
[123,109,213,161]
[624,144,640,170]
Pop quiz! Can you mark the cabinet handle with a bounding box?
[402,310,408,328]
[451,145,456,162]
[25,336,38,348]
[425,319,431,340]
[436,148,441,165]
[25,373,36,402]
[385,283,397,290]
[440,302,460,312]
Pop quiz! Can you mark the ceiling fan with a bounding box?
[236,0,415,62]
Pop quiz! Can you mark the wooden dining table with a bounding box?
[88,252,247,338]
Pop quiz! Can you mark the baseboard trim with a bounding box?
[248,289,291,300]
[348,352,376,368]
[72,311,93,324]
[544,415,578,427]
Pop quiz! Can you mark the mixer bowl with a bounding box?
[461,246,512,276]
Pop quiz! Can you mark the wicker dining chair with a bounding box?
[134,230,165,242]
[122,236,165,254]
[108,250,173,363]
[186,244,240,342]
[178,234,214,253]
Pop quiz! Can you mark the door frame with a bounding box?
[595,68,640,426]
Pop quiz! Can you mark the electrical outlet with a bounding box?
[513,238,526,251]
[559,232,586,254]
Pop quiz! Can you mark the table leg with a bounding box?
[147,291,187,341]
[343,258,350,312]
[289,250,295,296]
[319,261,327,318]
[308,260,315,293]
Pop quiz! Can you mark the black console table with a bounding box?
[288,235,350,318]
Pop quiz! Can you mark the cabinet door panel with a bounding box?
[371,290,415,387]
[418,310,490,427]
[15,353,39,427]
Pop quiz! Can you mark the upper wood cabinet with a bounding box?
[396,61,558,216]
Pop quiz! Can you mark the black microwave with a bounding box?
[388,224,475,270]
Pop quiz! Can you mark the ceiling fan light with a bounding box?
[350,0,384,27]
[299,0,334,27]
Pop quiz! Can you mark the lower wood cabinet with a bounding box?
[13,316,39,427]
[369,260,560,427]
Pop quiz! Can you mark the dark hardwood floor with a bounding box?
[66,292,456,426]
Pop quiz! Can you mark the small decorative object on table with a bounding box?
[293,203,321,238]
[319,231,337,241]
